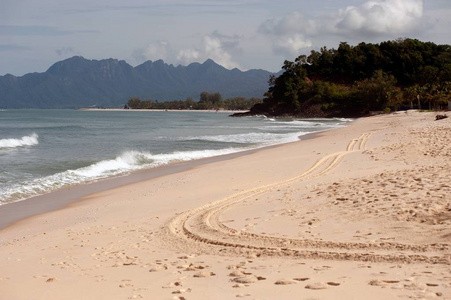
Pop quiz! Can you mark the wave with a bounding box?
[333,118,354,122]
[302,117,354,123]
[0,116,353,204]
[0,133,39,149]
[0,148,241,204]
[265,121,326,128]
[70,149,239,178]
[184,132,304,145]
[256,115,353,123]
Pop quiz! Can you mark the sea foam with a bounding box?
[0,148,241,204]
[0,133,39,149]
[186,132,303,145]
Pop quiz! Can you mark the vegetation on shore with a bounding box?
[126,92,262,111]
[236,38,451,118]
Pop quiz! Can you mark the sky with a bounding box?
[0,0,450,76]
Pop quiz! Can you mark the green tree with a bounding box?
[184,97,195,109]
[199,92,223,109]
[140,99,153,109]
[127,97,141,109]
[356,70,397,111]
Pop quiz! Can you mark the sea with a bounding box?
[0,109,352,205]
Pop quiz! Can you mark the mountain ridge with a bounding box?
[0,56,276,108]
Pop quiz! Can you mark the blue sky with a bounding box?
[0,0,449,75]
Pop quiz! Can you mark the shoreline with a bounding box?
[0,131,323,230]
[1,111,449,300]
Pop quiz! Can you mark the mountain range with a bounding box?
[0,56,277,109]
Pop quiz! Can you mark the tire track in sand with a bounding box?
[165,133,450,264]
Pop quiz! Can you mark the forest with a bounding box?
[126,92,262,111]
[243,38,451,117]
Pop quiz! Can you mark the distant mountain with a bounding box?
[0,56,276,108]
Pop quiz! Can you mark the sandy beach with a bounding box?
[0,111,450,299]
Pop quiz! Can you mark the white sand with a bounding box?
[0,111,449,299]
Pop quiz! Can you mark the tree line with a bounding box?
[250,38,451,117]
[126,92,262,110]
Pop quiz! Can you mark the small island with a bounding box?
[232,38,451,118]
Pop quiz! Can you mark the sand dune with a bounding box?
[0,110,450,299]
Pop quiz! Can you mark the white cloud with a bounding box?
[335,0,424,37]
[142,41,169,61]
[133,41,170,64]
[258,12,314,57]
[175,33,241,69]
[133,33,241,69]
[273,34,313,57]
[202,35,239,69]
[259,0,425,57]
[176,48,200,65]
[259,11,317,36]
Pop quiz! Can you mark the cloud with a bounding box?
[144,41,170,61]
[334,0,424,37]
[177,34,241,69]
[134,32,241,69]
[272,35,313,57]
[259,0,425,56]
[258,12,314,56]
[133,41,170,62]
[199,35,240,69]
[176,33,241,69]
[209,31,242,53]
[176,48,201,65]
[259,11,317,36]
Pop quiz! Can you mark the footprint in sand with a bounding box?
[305,282,329,290]
[426,283,439,287]
[293,278,310,282]
[184,264,208,271]
[172,288,192,294]
[275,279,297,285]
[368,279,400,287]
[149,265,168,272]
[232,275,257,284]
[162,281,183,289]
[229,270,245,277]
[193,271,215,278]
[178,255,197,260]
[383,280,400,283]
[313,266,332,272]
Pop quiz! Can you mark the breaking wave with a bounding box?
[185,132,304,145]
[0,148,241,203]
[0,133,39,149]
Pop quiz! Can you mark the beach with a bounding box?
[0,110,450,299]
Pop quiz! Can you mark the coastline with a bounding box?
[0,130,323,230]
[1,111,449,299]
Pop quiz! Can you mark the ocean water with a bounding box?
[0,110,352,205]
